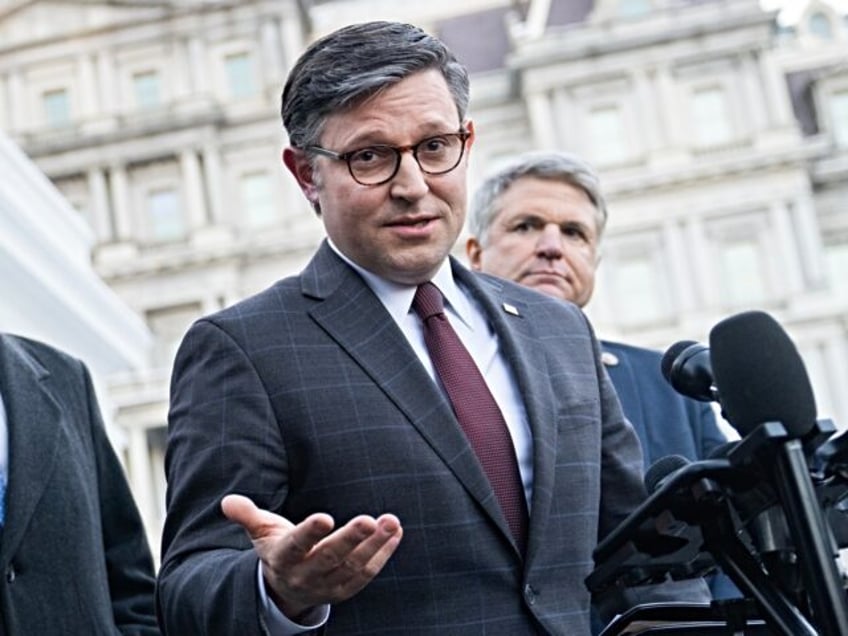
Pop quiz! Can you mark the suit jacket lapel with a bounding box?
[0,337,61,559]
[302,244,502,535]
[454,266,559,566]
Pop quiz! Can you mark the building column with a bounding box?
[662,219,696,312]
[823,331,848,427]
[525,90,557,150]
[109,164,133,241]
[550,87,575,149]
[260,18,284,87]
[634,67,661,153]
[188,37,209,94]
[655,64,684,149]
[769,200,804,296]
[172,38,193,100]
[96,49,118,115]
[180,149,208,230]
[759,49,793,129]
[78,53,98,119]
[791,193,827,289]
[87,167,114,242]
[126,426,157,548]
[201,144,225,225]
[279,15,305,77]
[0,74,8,131]
[683,215,716,309]
[7,69,25,131]
[739,51,767,135]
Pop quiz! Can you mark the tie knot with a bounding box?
[412,282,445,321]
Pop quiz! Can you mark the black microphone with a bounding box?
[661,340,717,403]
[645,454,690,494]
[709,311,816,439]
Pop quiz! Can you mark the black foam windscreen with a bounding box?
[644,454,690,494]
[709,310,816,439]
[660,340,698,384]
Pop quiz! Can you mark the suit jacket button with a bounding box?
[5,565,16,583]
[524,583,537,605]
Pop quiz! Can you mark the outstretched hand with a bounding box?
[221,494,403,619]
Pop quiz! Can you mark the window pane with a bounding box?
[825,242,848,297]
[719,241,767,305]
[619,0,651,18]
[831,90,848,147]
[611,256,664,325]
[147,189,184,241]
[588,106,628,165]
[225,52,257,99]
[42,88,70,127]
[692,88,732,146]
[240,172,276,228]
[133,70,161,109]
[809,12,833,39]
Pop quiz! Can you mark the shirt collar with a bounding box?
[326,238,475,330]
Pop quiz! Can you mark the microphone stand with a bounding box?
[588,419,848,635]
[726,420,848,635]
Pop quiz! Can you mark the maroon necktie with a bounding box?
[413,282,528,552]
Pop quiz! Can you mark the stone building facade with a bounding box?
[1,0,846,555]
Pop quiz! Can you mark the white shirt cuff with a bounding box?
[257,562,330,635]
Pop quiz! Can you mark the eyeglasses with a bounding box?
[307,131,470,186]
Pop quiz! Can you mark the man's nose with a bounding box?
[389,151,428,200]
[536,224,564,259]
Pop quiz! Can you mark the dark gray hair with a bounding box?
[468,151,609,245]
[282,21,470,149]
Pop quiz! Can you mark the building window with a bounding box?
[240,172,277,228]
[718,240,767,306]
[830,90,848,147]
[618,0,651,18]
[824,241,848,297]
[146,302,201,367]
[133,70,161,109]
[588,105,628,165]
[146,188,184,242]
[225,52,257,99]
[809,12,833,39]
[42,88,71,127]
[691,87,733,147]
[609,255,666,325]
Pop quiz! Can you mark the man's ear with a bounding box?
[466,236,483,270]
[464,119,476,153]
[283,147,320,206]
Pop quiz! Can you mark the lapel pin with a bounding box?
[502,303,520,316]
[601,351,620,367]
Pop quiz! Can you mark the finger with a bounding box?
[313,514,401,575]
[320,515,403,596]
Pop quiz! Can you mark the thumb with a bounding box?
[221,494,293,539]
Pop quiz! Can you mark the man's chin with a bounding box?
[527,281,573,303]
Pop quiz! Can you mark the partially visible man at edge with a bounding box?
[157,22,710,636]
[466,150,736,603]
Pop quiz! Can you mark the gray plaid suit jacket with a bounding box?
[0,335,158,635]
[157,240,666,635]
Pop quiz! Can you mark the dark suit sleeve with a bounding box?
[157,319,287,636]
[81,360,160,635]
[589,331,712,624]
